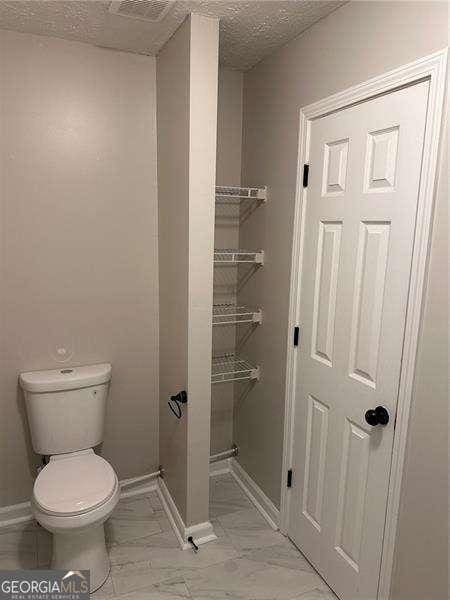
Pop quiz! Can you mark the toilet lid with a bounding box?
[34,453,117,516]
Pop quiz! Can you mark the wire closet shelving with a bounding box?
[214,249,264,264]
[215,185,268,203]
[212,304,262,326]
[212,183,266,386]
[211,355,260,384]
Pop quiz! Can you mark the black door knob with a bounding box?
[365,406,390,426]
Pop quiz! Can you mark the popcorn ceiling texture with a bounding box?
[0,1,346,70]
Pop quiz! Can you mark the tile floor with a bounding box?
[0,473,337,600]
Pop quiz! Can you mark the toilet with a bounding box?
[20,363,119,592]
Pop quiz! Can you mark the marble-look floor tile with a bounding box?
[0,529,37,569]
[112,497,155,520]
[183,557,268,599]
[185,557,328,600]
[36,527,52,567]
[140,530,180,549]
[216,508,284,552]
[243,540,314,572]
[106,518,162,546]
[106,497,162,545]
[148,510,173,533]
[109,531,178,567]
[113,579,191,600]
[113,493,170,533]
[91,575,115,599]
[147,492,164,510]
[2,473,334,600]
[148,536,239,571]
[109,540,149,568]
[183,555,264,579]
[209,475,252,519]
[291,587,337,600]
[210,519,229,540]
[111,560,183,596]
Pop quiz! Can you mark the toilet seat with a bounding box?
[34,449,117,516]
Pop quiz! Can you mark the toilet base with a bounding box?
[51,524,110,592]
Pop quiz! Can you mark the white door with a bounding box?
[288,80,429,600]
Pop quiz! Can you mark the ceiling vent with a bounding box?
[109,0,175,22]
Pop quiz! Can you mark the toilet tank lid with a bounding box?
[20,363,112,393]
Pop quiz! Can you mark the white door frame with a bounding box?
[280,48,447,600]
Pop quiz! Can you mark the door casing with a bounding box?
[281,49,447,600]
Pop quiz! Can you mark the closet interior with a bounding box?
[211,71,267,460]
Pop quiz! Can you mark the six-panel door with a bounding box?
[289,81,430,600]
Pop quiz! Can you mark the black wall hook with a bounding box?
[168,390,188,419]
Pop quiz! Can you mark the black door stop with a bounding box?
[187,536,199,552]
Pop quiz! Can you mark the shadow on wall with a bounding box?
[15,386,41,487]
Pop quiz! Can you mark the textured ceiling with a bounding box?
[0,1,346,70]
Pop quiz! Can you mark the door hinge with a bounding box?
[287,469,293,488]
[303,164,309,188]
[293,326,300,347]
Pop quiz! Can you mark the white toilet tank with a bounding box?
[20,363,112,455]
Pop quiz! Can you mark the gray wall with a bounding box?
[212,68,243,456]
[157,17,190,520]
[391,122,448,600]
[216,69,243,187]
[0,30,159,507]
[239,1,448,597]
[185,13,218,526]
[158,14,218,526]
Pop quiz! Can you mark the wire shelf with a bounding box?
[214,249,264,264]
[215,186,267,203]
[212,304,262,326]
[211,355,260,384]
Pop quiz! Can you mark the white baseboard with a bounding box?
[162,457,280,533]
[156,477,217,550]
[0,471,217,552]
[185,521,217,547]
[0,460,280,541]
[209,458,231,477]
[229,458,280,530]
[156,477,186,548]
[0,470,160,529]
[119,471,159,499]
[0,501,33,528]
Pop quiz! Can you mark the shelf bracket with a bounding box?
[252,309,263,324]
[255,251,265,264]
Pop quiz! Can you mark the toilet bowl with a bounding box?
[32,449,120,592]
[20,363,116,593]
